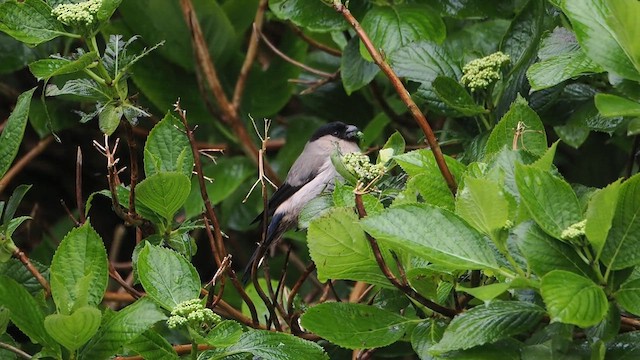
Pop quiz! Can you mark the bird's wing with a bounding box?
[251,169,318,224]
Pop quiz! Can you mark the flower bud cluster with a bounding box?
[460,52,510,92]
[52,0,101,26]
[167,299,220,330]
[342,152,384,182]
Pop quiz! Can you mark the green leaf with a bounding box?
[515,163,582,240]
[560,0,640,81]
[595,93,640,117]
[606,331,640,358]
[136,172,191,222]
[144,112,194,178]
[541,270,608,328]
[307,207,394,287]
[378,131,405,165]
[411,319,446,360]
[0,276,59,351]
[0,258,49,295]
[269,0,367,33]
[430,301,545,354]
[126,330,179,360]
[2,184,31,225]
[457,283,511,302]
[98,102,122,136]
[486,95,547,157]
[585,179,622,257]
[28,52,98,81]
[455,177,509,248]
[586,303,620,343]
[360,4,445,61]
[361,203,498,270]
[433,76,487,116]
[300,302,413,350]
[615,279,640,316]
[341,36,379,95]
[0,32,37,74]
[50,222,108,314]
[605,0,640,76]
[394,149,466,178]
[204,320,243,348]
[0,88,35,179]
[391,40,461,92]
[531,140,559,171]
[44,306,101,351]
[0,0,69,46]
[600,174,640,270]
[553,105,591,149]
[79,297,167,360]
[515,222,594,279]
[136,243,200,310]
[219,329,328,360]
[97,0,122,21]
[45,78,112,101]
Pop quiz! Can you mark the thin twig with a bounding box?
[114,344,212,360]
[0,136,53,195]
[298,71,341,95]
[76,147,86,224]
[108,263,143,299]
[290,25,341,56]
[287,263,316,316]
[354,193,457,318]
[122,121,140,218]
[332,1,457,194]
[60,200,80,226]
[0,341,31,359]
[12,249,50,296]
[232,0,268,109]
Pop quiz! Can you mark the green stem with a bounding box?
[86,36,113,84]
[83,69,107,85]
[191,341,198,360]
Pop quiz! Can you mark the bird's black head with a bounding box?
[309,121,360,143]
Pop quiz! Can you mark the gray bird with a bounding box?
[243,121,361,282]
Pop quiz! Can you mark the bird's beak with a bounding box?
[345,125,362,140]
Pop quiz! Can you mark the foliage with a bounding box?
[1,0,640,359]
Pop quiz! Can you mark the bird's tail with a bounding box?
[241,213,284,284]
[241,245,263,284]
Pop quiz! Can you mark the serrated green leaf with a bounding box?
[433,76,487,116]
[44,306,101,351]
[586,303,620,343]
[541,270,608,328]
[391,40,461,87]
[515,163,582,240]
[269,0,366,33]
[527,47,603,91]
[28,52,98,81]
[456,283,511,302]
[2,184,31,225]
[606,331,640,358]
[600,174,640,270]
[394,149,466,178]
[361,203,498,270]
[553,106,590,149]
[360,4,445,61]
[0,275,59,352]
[97,0,122,21]
[136,172,191,222]
[530,141,559,171]
[144,112,194,178]
[615,279,640,316]
[605,0,640,76]
[411,319,446,360]
[307,207,394,287]
[0,257,49,295]
[595,93,640,117]
[137,243,200,310]
[431,301,545,354]
[45,78,112,101]
[220,329,328,360]
[0,88,35,179]
[486,95,547,157]
[514,222,595,279]
[79,297,166,360]
[585,179,622,258]
[341,37,379,95]
[455,177,509,248]
[204,320,243,348]
[0,0,70,46]
[560,0,640,81]
[300,302,413,350]
[98,102,122,136]
[50,222,108,314]
[126,330,179,360]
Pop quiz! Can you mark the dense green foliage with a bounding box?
[1,0,640,359]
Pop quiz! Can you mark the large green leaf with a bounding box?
[411,319,446,360]
[79,297,167,360]
[515,164,582,240]
[0,88,35,179]
[307,207,394,287]
[430,301,545,354]
[144,113,194,178]
[560,0,640,81]
[606,331,640,358]
[0,257,49,295]
[300,302,414,350]
[361,203,498,270]
[486,95,547,157]
[136,243,200,311]
[98,102,123,136]
[360,4,445,61]
[394,149,466,178]
[541,270,608,328]
[49,222,108,314]
[0,33,38,74]
[135,172,191,222]
[269,0,367,33]
[585,179,622,258]
[0,0,69,46]
[604,0,640,76]
[28,52,99,81]
[595,93,640,118]
[341,36,379,95]
[433,76,487,116]
[0,276,59,352]
[615,279,640,317]
[44,306,101,351]
[600,174,640,270]
[126,330,179,360]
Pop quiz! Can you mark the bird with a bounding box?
[242,121,362,283]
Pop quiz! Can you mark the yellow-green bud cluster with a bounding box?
[342,152,384,182]
[166,299,220,330]
[52,0,101,26]
[561,219,586,240]
[460,52,510,92]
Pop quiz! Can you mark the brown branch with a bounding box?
[298,71,341,95]
[122,121,139,218]
[290,25,342,57]
[621,315,640,329]
[13,249,50,296]
[76,147,86,224]
[179,0,280,186]
[114,344,212,360]
[232,0,268,110]
[59,200,80,226]
[0,341,31,359]
[109,263,143,299]
[333,1,457,194]
[103,291,136,303]
[0,136,53,195]
[354,193,457,318]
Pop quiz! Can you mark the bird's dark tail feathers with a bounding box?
[241,213,284,285]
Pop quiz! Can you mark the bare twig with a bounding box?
[354,193,457,318]
[12,249,50,296]
[287,263,315,316]
[0,136,53,195]
[290,25,341,57]
[114,344,212,360]
[76,147,86,224]
[122,121,140,218]
[298,71,341,95]
[59,200,80,226]
[108,263,143,299]
[332,1,457,194]
[0,341,31,359]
